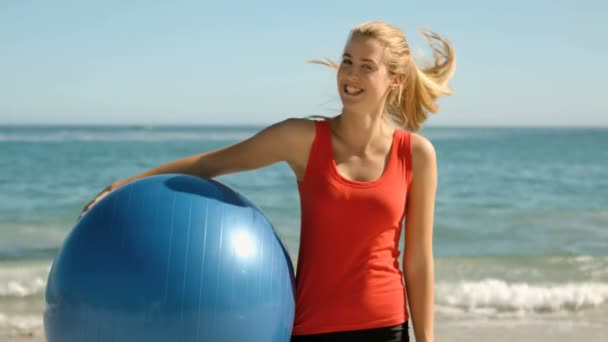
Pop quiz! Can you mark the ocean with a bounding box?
[1,124,607,340]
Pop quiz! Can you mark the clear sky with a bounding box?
[1,0,606,126]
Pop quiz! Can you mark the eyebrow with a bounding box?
[342,53,377,65]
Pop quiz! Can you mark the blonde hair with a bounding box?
[313,21,456,131]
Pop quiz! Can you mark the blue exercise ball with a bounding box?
[44,174,295,342]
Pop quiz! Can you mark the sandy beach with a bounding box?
[4,315,607,342]
[5,326,607,342]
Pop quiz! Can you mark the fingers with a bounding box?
[79,189,111,219]
[79,201,94,219]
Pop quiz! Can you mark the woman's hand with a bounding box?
[79,179,126,219]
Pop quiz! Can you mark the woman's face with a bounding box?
[337,35,398,115]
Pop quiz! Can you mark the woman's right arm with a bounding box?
[81,118,311,215]
[130,118,305,179]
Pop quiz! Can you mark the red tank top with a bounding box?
[293,119,413,335]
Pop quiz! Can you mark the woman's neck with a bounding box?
[331,111,393,154]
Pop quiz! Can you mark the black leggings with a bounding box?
[291,322,409,342]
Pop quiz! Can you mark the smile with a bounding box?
[344,85,364,96]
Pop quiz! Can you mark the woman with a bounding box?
[82,21,455,342]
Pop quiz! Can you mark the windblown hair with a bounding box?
[312,21,456,131]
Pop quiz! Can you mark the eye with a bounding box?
[341,58,352,65]
[362,64,373,71]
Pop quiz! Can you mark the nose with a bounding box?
[345,67,359,82]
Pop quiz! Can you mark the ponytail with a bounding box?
[390,29,455,131]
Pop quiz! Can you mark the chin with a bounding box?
[340,95,363,109]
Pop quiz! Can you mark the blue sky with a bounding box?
[1,0,606,126]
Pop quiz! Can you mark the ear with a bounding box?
[390,73,403,88]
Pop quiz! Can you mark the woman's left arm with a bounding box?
[403,134,437,342]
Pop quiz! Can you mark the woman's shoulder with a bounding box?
[271,117,317,138]
[278,116,318,129]
[394,128,435,157]
[267,117,322,176]
[409,133,435,154]
[267,116,319,151]
[409,132,437,170]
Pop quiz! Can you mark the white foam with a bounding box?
[0,263,50,298]
[0,313,41,329]
[0,312,42,334]
[436,279,608,316]
[0,278,46,298]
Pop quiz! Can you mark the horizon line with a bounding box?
[0,122,607,129]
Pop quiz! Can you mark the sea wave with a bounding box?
[0,263,50,298]
[436,279,608,316]
[0,277,46,298]
[0,313,42,335]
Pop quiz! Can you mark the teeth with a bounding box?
[345,85,363,95]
